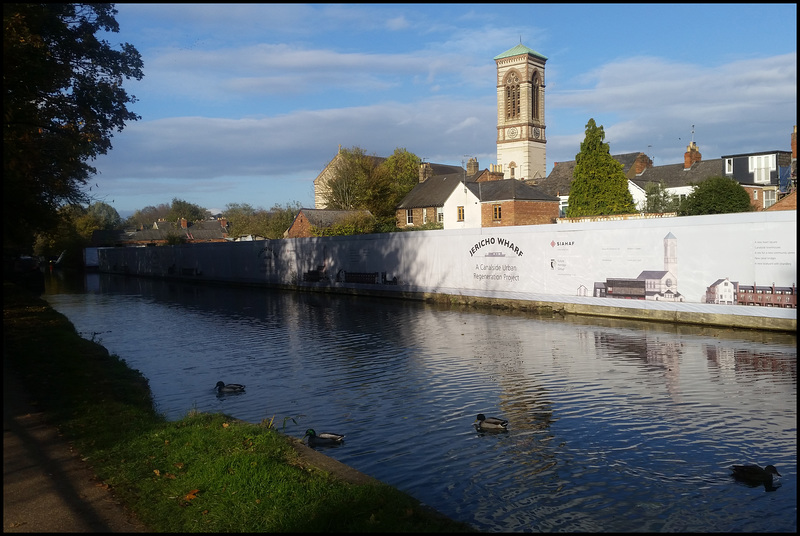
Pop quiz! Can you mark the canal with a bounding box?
[43,272,797,533]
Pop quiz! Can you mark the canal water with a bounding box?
[43,273,796,533]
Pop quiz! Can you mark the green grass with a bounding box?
[4,281,477,532]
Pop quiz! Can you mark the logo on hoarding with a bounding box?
[468,237,524,257]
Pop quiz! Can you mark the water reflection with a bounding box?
[43,272,797,533]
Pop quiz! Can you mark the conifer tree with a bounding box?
[566,119,636,217]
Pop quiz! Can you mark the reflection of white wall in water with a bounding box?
[96,211,797,320]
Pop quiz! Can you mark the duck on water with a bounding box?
[731,464,781,491]
[215,381,245,393]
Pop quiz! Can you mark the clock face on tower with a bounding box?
[507,127,518,139]
[533,127,541,139]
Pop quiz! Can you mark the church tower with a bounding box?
[495,44,547,181]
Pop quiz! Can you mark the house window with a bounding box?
[749,154,774,184]
[437,207,444,223]
[753,190,758,201]
[457,206,464,222]
[406,209,413,225]
[764,189,776,208]
[423,209,428,224]
[725,158,733,174]
[493,204,502,220]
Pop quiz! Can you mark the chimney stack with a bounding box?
[466,157,479,176]
[684,141,702,169]
[180,217,188,229]
[419,162,434,183]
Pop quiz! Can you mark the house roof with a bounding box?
[91,220,228,246]
[630,159,725,189]
[535,153,726,197]
[467,179,560,202]
[766,190,797,211]
[396,167,478,209]
[297,209,373,227]
[534,152,642,197]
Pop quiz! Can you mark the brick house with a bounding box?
[396,158,560,229]
[284,208,374,238]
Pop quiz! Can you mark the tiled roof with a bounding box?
[630,159,725,189]
[536,153,726,197]
[766,190,797,211]
[299,209,373,227]
[397,166,478,209]
[91,220,227,246]
[467,179,560,202]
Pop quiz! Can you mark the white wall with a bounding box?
[442,183,481,229]
[97,211,797,321]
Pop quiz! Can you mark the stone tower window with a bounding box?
[532,71,541,120]
[505,72,520,120]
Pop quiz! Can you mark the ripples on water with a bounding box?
[44,274,797,533]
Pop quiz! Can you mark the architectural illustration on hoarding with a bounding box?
[592,232,684,302]
[705,278,796,308]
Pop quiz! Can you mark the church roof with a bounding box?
[494,44,547,61]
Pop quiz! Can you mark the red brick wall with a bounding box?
[481,200,559,227]
[395,207,437,228]
[286,213,313,238]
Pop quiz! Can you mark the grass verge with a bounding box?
[3,281,476,532]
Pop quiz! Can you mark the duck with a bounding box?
[215,381,245,393]
[730,464,781,485]
[474,413,508,432]
[303,428,345,447]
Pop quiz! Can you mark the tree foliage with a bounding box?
[125,203,171,230]
[86,201,122,229]
[224,201,302,239]
[311,212,377,237]
[4,3,144,253]
[167,198,207,223]
[643,182,680,214]
[324,147,378,212]
[566,119,636,217]
[322,146,420,229]
[32,204,97,269]
[374,148,421,220]
[678,176,753,216]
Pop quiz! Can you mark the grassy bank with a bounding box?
[3,281,476,532]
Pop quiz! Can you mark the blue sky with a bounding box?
[93,3,797,216]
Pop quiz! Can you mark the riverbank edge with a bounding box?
[100,272,796,333]
[3,281,476,532]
